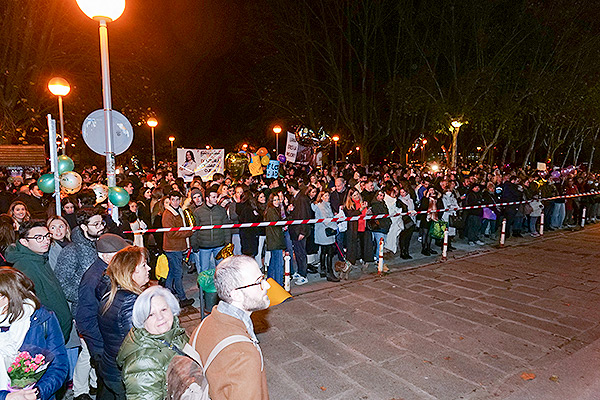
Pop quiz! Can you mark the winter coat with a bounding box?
[0,307,69,400]
[311,202,337,245]
[47,240,68,272]
[117,317,189,400]
[75,257,108,360]
[162,205,193,252]
[4,243,72,342]
[289,193,312,239]
[465,189,483,217]
[369,200,391,234]
[54,227,98,315]
[190,204,231,250]
[97,284,137,386]
[264,207,285,251]
[237,200,260,256]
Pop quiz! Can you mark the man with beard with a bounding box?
[190,255,270,400]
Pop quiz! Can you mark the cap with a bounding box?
[97,233,131,254]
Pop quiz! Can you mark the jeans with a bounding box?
[256,235,266,268]
[284,230,296,274]
[466,215,481,242]
[335,231,346,261]
[195,246,224,273]
[292,236,307,278]
[267,249,284,286]
[551,203,566,228]
[232,233,242,255]
[165,251,186,300]
[481,219,496,236]
[529,216,539,234]
[372,232,386,259]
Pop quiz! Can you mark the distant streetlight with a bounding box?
[47,77,70,155]
[422,139,428,163]
[332,135,340,163]
[242,143,248,151]
[273,125,282,155]
[76,0,126,222]
[169,135,175,164]
[356,146,360,164]
[450,119,465,169]
[147,117,158,171]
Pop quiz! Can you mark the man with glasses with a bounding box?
[191,255,270,399]
[5,220,72,342]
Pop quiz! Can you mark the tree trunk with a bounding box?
[450,127,460,168]
[501,140,510,165]
[479,125,502,164]
[522,123,540,168]
[588,128,600,171]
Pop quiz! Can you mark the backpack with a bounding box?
[166,318,255,400]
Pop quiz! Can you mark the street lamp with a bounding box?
[450,119,464,169]
[422,139,428,164]
[76,0,126,222]
[47,77,70,155]
[169,136,175,164]
[356,146,361,165]
[272,125,282,155]
[147,117,158,171]
[332,135,340,163]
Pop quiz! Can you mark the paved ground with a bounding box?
[180,224,600,400]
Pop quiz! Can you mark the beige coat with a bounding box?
[191,307,269,400]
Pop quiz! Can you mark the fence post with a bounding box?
[539,213,544,236]
[377,238,384,275]
[442,229,449,261]
[581,207,587,228]
[500,218,507,247]
[284,251,291,292]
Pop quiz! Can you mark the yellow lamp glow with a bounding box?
[272,125,282,134]
[147,117,158,128]
[48,78,70,97]
[168,136,175,142]
[332,135,340,142]
[76,0,125,22]
[451,120,463,128]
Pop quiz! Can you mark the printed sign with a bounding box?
[177,148,224,182]
[285,132,313,165]
[266,160,280,178]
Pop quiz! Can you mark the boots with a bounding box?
[325,247,340,282]
[319,249,327,278]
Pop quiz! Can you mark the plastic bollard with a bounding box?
[378,238,384,275]
[500,218,507,247]
[539,213,544,236]
[284,252,291,292]
[442,229,449,261]
[581,207,587,228]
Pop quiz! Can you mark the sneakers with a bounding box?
[292,272,301,280]
[475,240,485,245]
[294,276,309,285]
[469,241,476,246]
[531,232,540,237]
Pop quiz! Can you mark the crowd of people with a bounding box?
[0,159,599,399]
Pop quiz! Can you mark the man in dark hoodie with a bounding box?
[465,184,484,246]
[5,220,72,341]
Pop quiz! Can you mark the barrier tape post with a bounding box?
[581,207,587,228]
[500,218,506,247]
[442,229,449,261]
[378,238,384,275]
[540,213,544,236]
[284,252,291,292]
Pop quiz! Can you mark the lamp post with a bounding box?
[421,139,428,164]
[356,146,360,165]
[273,125,282,155]
[450,119,464,169]
[76,0,125,222]
[169,136,175,165]
[147,117,158,171]
[47,77,70,155]
[332,135,340,163]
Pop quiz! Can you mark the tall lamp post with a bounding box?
[356,146,361,165]
[147,117,158,171]
[332,135,340,163]
[76,0,125,222]
[169,136,175,165]
[450,119,464,169]
[47,78,70,155]
[272,125,282,155]
[421,139,428,164]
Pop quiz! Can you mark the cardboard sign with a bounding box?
[177,148,224,182]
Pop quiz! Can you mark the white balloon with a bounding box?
[59,171,82,194]
[89,183,109,204]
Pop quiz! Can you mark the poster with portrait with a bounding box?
[285,132,313,165]
[177,148,224,182]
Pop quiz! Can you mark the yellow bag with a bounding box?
[155,254,169,280]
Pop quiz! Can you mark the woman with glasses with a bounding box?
[0,267,69,400]
[96,246,150,400]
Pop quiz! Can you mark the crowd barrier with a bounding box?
[124,190,600,235]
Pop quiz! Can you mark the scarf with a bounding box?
[0,300,35,390]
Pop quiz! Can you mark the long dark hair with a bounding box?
[0,214,16,252]
[0,267,40,324]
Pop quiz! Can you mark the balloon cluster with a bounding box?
[37,155,130,207]
[225,145,278,180]
[294,126,331,150]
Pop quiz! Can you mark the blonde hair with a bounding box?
[103,246,149,313]
[46,216,71,241]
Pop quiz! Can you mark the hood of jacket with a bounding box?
[5,241,47,264]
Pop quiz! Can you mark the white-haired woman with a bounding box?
[117,286,189,400]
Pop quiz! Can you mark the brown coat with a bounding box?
[191,307,269,400]
[162,206,193,252]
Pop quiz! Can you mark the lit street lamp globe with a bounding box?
[76,0,126,22]
[147,117,158,128]
[48,78,70,97]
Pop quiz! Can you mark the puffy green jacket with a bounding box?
[117,317,189,400]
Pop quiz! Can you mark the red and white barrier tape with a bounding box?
[125,190,600,234]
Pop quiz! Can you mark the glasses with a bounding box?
[23,233,52,243]
[234,278,266,291]
[88,220,106,228]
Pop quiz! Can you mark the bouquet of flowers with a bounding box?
[7,350,51,390]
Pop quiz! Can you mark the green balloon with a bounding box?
[108,187,130,207]
[57,155,75,175]
[37,174,55,194]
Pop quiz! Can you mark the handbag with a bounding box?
[429,220,448,240]
[325,227,337,237]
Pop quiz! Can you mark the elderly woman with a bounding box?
[117,286,189,400]
[97,246,150,400]
[0,267,68,400]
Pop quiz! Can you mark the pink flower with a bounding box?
[24,368,30,373]
[7,367,12,373]
[24,361,31,366]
